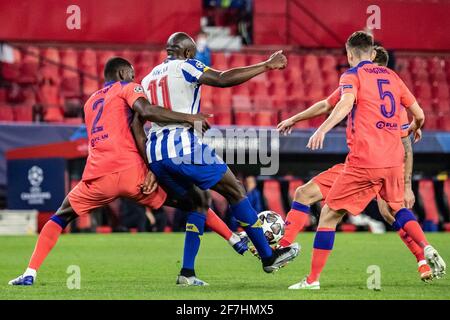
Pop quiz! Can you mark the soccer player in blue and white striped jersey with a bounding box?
[137,32,299,286]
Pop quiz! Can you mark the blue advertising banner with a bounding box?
[7,158,67,211]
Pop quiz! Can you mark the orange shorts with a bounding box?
[325,165,404,215]
[68,163,167,216]
[312,163,345,199]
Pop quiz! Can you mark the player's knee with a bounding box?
[294,184,321,205]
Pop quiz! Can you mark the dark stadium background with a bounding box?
[0,0,449,235]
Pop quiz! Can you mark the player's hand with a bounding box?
[265,50,287,70]
[307,129,326,150]
[277,118,295,136]
[189,113,212,134]
[404,186,415,209]
[413,128,422,143]
[140,171,158,195]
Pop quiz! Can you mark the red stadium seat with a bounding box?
[321,55,337,72]
[414,83,432,100]
[211,52,228,69]
[229,53,247,68]
[251,81,269,97]
[433,83,450,99]
[79,48,97,74]
[96,50,115,78]
[44,106,64,122]
[82,76,99,97]
[38,82,61,107]
[0,88,7,103]
[254,110,276,126]
[13,104,33,122]
[234,110,254,126]
[0,47,21,82]
[232,95,252,110]
[232,83,250,95]
[253,95,273,109]
[418,179,440,225]
[19,46,40,84]
[212,88,232,109]
[0,104,14,121]
[214,110,232,125]
[263,180,286,218]
[443,179,450,215]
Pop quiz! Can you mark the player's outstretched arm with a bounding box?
[277,99,332,135]
[132,97,211,133]
[307,93,354,150]
[199,50,287,88]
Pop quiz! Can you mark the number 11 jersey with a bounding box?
[141,58,210,163]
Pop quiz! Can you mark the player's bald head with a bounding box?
[166,32,197,59]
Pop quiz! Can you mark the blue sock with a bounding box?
[313,228,336,250]
[230,197,272,259]
[182,212,205,271]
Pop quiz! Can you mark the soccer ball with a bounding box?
[257,211,285,245]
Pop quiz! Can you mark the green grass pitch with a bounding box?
[1,232,449,300]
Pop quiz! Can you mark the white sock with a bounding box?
[418,260,427,267]
[228,233,241,246]
[23,267,37,278]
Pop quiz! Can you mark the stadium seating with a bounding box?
[262,179,286,218]
[418,179,440,231]
[1,45,449,130]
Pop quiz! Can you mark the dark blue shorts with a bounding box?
[149,147,227,197]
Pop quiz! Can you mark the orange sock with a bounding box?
[398,229,425,262]
[279,201,310,247]
[205,208,232,241]
[402,221,429,249]
[28,220,63,270]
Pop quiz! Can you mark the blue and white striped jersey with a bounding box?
[141,58,209,163]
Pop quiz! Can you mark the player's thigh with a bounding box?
[68,177,118,216]
[149,160,194,198]
[379,166,404,213]
[310,163,345,201]
[118,163,168,210]
[326,166,381,215]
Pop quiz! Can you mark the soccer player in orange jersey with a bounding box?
[288,31,446,290]
[8,57,216,286]
[277,46,432,281]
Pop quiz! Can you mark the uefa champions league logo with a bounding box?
[28,166,44,187]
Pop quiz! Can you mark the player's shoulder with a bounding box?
[182,58,209,71]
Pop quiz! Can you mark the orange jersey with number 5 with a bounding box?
[82,81,147,181]
[338,61,416,168]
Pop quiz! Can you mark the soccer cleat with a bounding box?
[418,263,433,282]
[8,275,34,286]
[262,243,300,273]
[232,234,249,255]
[176,275,209,286]
[288,277,320,290]
[424,245,446,279]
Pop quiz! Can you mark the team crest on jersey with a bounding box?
[195,61,205,70]
[134,85,144,93]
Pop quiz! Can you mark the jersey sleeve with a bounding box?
[119,82,147,109]
[326,88,341,107]
[398,78,416,108]
[180,59,210,84]
[339,71,359,99]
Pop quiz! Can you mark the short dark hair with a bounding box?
[104,57,132,79]
[346,31,374,57]
[373,46,389,67]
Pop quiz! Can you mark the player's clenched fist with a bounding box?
[307,129,326,150]
[265,50,287,70]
